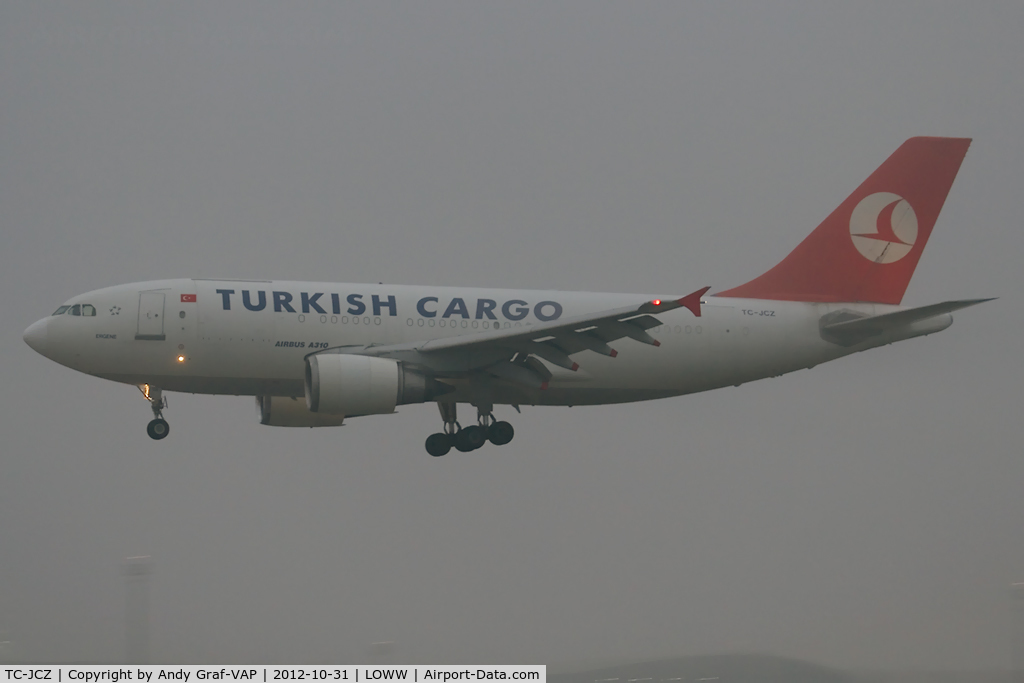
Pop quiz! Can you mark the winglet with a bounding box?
[679,287,711,317]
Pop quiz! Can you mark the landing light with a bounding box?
[177,355,186,363]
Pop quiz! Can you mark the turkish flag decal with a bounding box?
[181,294,197,303]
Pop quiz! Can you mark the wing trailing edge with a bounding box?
[333,287,712,385]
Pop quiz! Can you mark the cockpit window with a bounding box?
[52,303,96,317]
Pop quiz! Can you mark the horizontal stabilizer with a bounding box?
[820,298,994,346]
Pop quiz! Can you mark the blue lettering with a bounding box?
[502,299,529,321]
[476,299,497,320]
[301,292,327,314]
[331,293,341,315]
[216,289,235,310]
[372,294,397,317]
[417,296,438,318]
[242,290,266,311]
[273,291,295,313]
[443,298,470,319]
[534,301,562,322]
[347,294,366,315]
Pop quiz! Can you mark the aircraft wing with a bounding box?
[349,287,711,388]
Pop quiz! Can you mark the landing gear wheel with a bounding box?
[487,421,514,446]
[425,433,452,457]
[147,418,169,440]
[466,425,488,450]
[455,425,486,452]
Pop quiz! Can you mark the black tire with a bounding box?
[453,430,474,452]
[147,418,169,440]
[425,433,452,457]
[463,425,487,450]
[488,421,515,446]
[454,426,483,452]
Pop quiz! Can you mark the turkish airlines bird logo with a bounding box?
[849,192,919,264]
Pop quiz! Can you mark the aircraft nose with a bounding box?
[23,318,49,356]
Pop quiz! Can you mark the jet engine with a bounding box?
[304,353,451,417]
[256,395,348,427]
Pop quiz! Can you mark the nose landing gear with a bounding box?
[139,384,170,440]
[147,418,169,440]
[424,402,515,457]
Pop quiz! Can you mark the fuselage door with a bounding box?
[136,291,166,340]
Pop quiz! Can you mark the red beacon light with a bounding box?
[652,299,662,306]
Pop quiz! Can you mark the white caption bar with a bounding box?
[1,667,545,683]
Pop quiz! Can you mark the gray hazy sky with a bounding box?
[2,1,1022,670]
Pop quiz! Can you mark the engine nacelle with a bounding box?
[256,395,347,427]
[305,354,450,417]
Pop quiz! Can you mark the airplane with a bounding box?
[22,137,991,456]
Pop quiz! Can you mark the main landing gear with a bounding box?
[425,402,515,457]
[139,384,169,440]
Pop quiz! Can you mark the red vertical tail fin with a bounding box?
[718,137,971,305]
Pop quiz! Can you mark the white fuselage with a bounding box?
[25,278,951,408]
